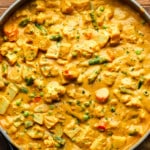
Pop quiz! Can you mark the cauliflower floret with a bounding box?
[44,81,66,103]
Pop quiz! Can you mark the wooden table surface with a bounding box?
[0,0,150,150]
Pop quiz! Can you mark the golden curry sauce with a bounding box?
[0,0,150,149]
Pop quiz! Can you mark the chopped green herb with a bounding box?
[129,130,138,136]
[40,92,44,97]
[76,100,81,106]
[110,106,116,112]
[138,80,144,89]
[54,136,65,147]
[25,77,34,86]
[24,121,33,128]
[141,20,146,25]
[144,90,149,96]
[49,104,55,110]
[84,101,92,107]
[89,56,107,65]
[20,87,28,93]
[102,25,108,29]
[19,18,30,27]
[50,34,63,42]
[89,12,99,31]
[34,22,47,35]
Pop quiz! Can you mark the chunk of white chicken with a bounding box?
[71,0,90,11]
[64,119,81,139]
[27,125,44,139]
[33,113,44,125]
[96,30,110,48]
[126,97,142,108]
[46,44,60,59]
[0,96,10,115]
[44,116,58,129]
[127,125,144,136]
[75,125,97,147]
[59,42,71,60]
[43,81,66,103]
[101,71,117,86]
[5,52,18,65]
[23,44,38,61]
[5,83,19,101]
[7,66,22,83]
[61,0,73,14]
[72,40,98,58]
[90,135,107,150]
[34,104,49,113]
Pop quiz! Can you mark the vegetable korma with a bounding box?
[0,0,150,150]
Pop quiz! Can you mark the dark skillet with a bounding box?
[0,0,149,150]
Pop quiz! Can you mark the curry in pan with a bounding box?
[0,0,150,150]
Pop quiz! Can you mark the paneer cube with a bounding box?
[0,96,10,115]
[5,83,19,101]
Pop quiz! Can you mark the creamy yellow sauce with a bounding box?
[0,0,150,150]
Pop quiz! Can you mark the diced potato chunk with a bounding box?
[5,83,19,101]
[0,96,10,115]
[44,116,58,129]
[112,135,126,148]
